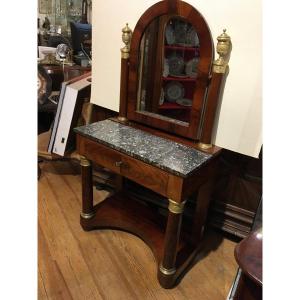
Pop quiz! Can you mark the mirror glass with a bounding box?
[137,16,200,124]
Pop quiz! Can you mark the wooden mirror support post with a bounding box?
[118,24,132,123]
[198,29,232,150]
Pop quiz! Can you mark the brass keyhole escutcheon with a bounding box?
[115,161,123,167]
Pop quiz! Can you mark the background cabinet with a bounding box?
[209,149,262,238]
[38,0,91,35]
[54,0,82,34]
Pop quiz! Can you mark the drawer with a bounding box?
[78,135,170,196]
[79,137,123,174]
[121,155,169,196]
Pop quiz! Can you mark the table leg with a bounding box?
[158,199,186,288]
[80,156,95,220]
[191,181,212,246]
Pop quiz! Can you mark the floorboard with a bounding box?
[38,161,238,300]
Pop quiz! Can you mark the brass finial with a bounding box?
[217,29,230,43]
[213,29,232,73]
[121,23,132,59]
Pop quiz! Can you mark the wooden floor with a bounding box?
[38,160,238,300]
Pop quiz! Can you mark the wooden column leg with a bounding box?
[192,181,213,246]
[80,156,95,220]
[158,199,186,289]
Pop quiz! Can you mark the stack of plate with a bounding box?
[164,82,185,102]
[186,27,200,47]
[165,20,200,47]
[168,54,185,76]
[174,22,188,45]
[185,58,199,78]
[165,24,175,45]
[164,82,193,107]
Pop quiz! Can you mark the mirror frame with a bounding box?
[126,0,214,140]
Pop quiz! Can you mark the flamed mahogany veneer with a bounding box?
[75,119,219,288]
[75,0,231,288]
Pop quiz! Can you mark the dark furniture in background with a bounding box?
[228,199,262,299]
[209,149,262,238]
[47,34,72,48]
[70,21,92,55]
[38,64,91,134]
[38,65,57,134]
[38,66,92,168]
[75,0,233,289]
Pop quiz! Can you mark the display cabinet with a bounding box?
[54,0,82,34]
[38,0,89,35]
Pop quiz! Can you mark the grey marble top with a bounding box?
[74,119,212,178]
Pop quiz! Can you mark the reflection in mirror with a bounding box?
[137,16,200,124]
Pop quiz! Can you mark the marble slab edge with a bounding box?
[74,124,213,178]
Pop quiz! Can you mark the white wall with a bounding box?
[91,0,262,158]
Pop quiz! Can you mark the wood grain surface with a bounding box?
[38,160,237,299]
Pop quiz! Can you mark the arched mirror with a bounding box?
[125,1,224,141]
[137,16,200,125]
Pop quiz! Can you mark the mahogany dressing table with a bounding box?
[74,0,232,288]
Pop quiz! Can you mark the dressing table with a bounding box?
[74,0,232,288]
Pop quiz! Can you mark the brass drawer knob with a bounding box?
[115,161,123,167]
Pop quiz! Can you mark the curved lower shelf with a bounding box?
[81,193,167,263]
[80,193,202,288]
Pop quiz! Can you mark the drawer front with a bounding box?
[121,156,169,196]
[79,137,123,174]
[78,135,170,196]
